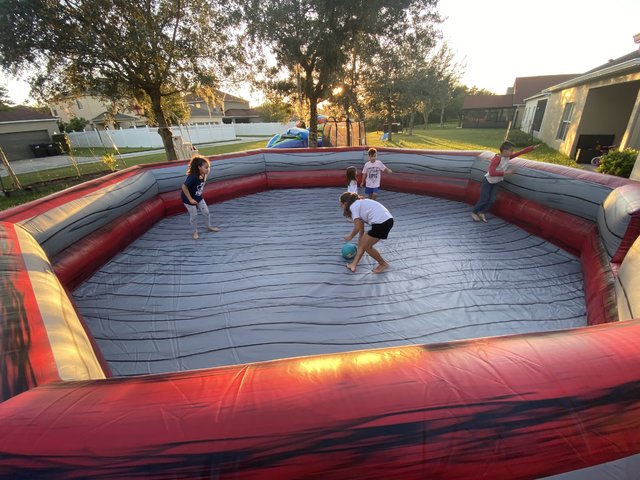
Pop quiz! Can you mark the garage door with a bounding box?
[0,130,52,161]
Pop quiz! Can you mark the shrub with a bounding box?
[101,153,118,172]
[506,129,538,147]
[597,148,639,178]
[51,133,72,153]
[64,117,89,132]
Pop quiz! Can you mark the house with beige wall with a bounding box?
[525,34,640,163]
[49,96,146,131]
[185,95,224,125]
[186,91,261,124]
[461,75,577,129]
[51,91,260,131]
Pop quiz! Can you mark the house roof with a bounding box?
[462,74,580,110]
[185,90,248,105]
[0,107,57,123]
[462,94,515,109]
[90,112,139,123]
[224,108,260,118]
[546,50,640,92]
[512,75,579,104]
[189,105,223,117]
[584,49,640,74]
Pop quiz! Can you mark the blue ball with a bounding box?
[341,243,357,260]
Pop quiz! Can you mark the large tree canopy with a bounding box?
[0,0,243,160]
[242,0,441,147]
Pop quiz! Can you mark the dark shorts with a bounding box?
[364,187,379,195]
[368,218,394,239]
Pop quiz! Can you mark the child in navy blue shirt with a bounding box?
[181,155,220,239]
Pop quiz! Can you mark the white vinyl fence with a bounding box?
[67,124,236,149]
[66,122,296,149]
[234,122,296,136]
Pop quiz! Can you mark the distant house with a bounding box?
[49,96,145,131]
[50,91,259,130]
[460,94,516,128]
[184,95,224,125]
[183,91,261,124]
[461,75,578,129]
[524,33,640,163]
[215,92,261,124]
[0,107,59,160]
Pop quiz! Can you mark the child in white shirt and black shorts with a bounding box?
[340,191,394,273]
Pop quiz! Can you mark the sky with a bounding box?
[2,0,639,104]
[437,0,640,94]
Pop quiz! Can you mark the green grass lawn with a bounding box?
[0,130,580,211]
[0,140,267,211]
[70,146,152,156]
[367,126,579,168]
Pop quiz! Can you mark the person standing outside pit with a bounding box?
[472,141,541,222]
[361,148,392,200]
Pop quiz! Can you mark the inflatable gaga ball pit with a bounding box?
[1,145,640,479]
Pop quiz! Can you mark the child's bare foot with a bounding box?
[471,212,480,222]
[207,226,220,232]
[192,232,200,240]
[372,262,389,273]
[345,263,356,273]
[479,213,488,223]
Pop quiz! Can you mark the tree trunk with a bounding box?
[422,105,431,130]
[408,110,415,136]
[151,93,178,161]
[439,104,446,127]
[386,99,393,142]
[308,97,318,148]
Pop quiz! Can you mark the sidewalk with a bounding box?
[0,137,265,177]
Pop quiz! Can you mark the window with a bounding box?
[76,99,83,109]
[556,102,574,140]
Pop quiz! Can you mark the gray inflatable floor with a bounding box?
[73,188,586,377]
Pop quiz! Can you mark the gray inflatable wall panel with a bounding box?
[378,150,478,178]
[598,184,640,260]
[19,170,159,258]
[150,152,266,193]
[615,235,640,321]
[263,149,479,179]
[264,149,365,172]
[470,154,613,221]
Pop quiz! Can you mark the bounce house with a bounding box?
[1,146,640,479]
[266,126,323,148]
[267,115,329,148]
[267,116,366,149]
